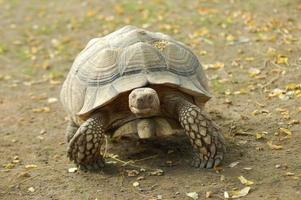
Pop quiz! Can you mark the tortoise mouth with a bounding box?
[130,106,154,115]
[130,106,157,117]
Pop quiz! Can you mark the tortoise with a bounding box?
[60,25,225,171]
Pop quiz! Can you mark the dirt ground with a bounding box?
[0,0,301,199]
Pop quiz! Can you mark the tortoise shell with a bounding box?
[60,25,211,123]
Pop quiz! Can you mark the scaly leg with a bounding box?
[163,95,225,169]
[67,113,107,171]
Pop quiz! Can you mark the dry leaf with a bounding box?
[229,161,240,168]
[205,191,212,198]
[248,67,261,77]
[47,97,58,104]
[3,163,15,169]
[186,192,199,200]
[28,187,35,192]
[256,132,265,140]
[275,55,288,65]
[285,172,295,176]
[149,169,164,176]
[68,167,78,173]
[279,128,292,137]
[32,107,50,113]
[132,181,140,187]
[238,176,254,186]
[231,187,251,198]
[25,164,37,169]
[126,169,139,177]
[267,141,283,150]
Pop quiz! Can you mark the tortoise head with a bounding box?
[129,87,160,117]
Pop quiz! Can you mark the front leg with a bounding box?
[67,112,107,171]
[163,95,225,169]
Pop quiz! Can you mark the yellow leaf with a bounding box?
[245,57,255,62]
[25,164,37,169]
[3,163,15,169]
[275,55,288,65]
[114,5,124,15]
[238,176,254,186]
[86,10,97,17]
[255,132,265,140]
[279,128,292,136]
[32,107,50,113]
[267,141,283,150]
[286,83,301,91]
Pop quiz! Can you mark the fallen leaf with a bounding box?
[28,187,35,192]
[229,161,240,168]
[267,141,283,150]
[205,191,212,198]
[238,176,254,186]
[285,172,295,176]
[186,192,199,200]
[132,181,140,187]
[255,132,267,140]
[68,167,78,173]
[204,62,225,70]
[231,187,251,198]
[25,164,37,169]
[279,128,292,137]
[275,55,288,65]
[32,107,50,113]
[248,67,261,77]
[47,97,58,104]
[149,169,164,176]
[2,163,15,169]
[126,169,139,177]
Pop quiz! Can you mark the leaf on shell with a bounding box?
[267,141,283,150]
[238,176,254,186]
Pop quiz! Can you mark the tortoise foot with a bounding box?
[177,101,225,169]
[67,114,106,171]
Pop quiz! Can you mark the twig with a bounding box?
[107,155,154,171]
[133,154,159,162]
